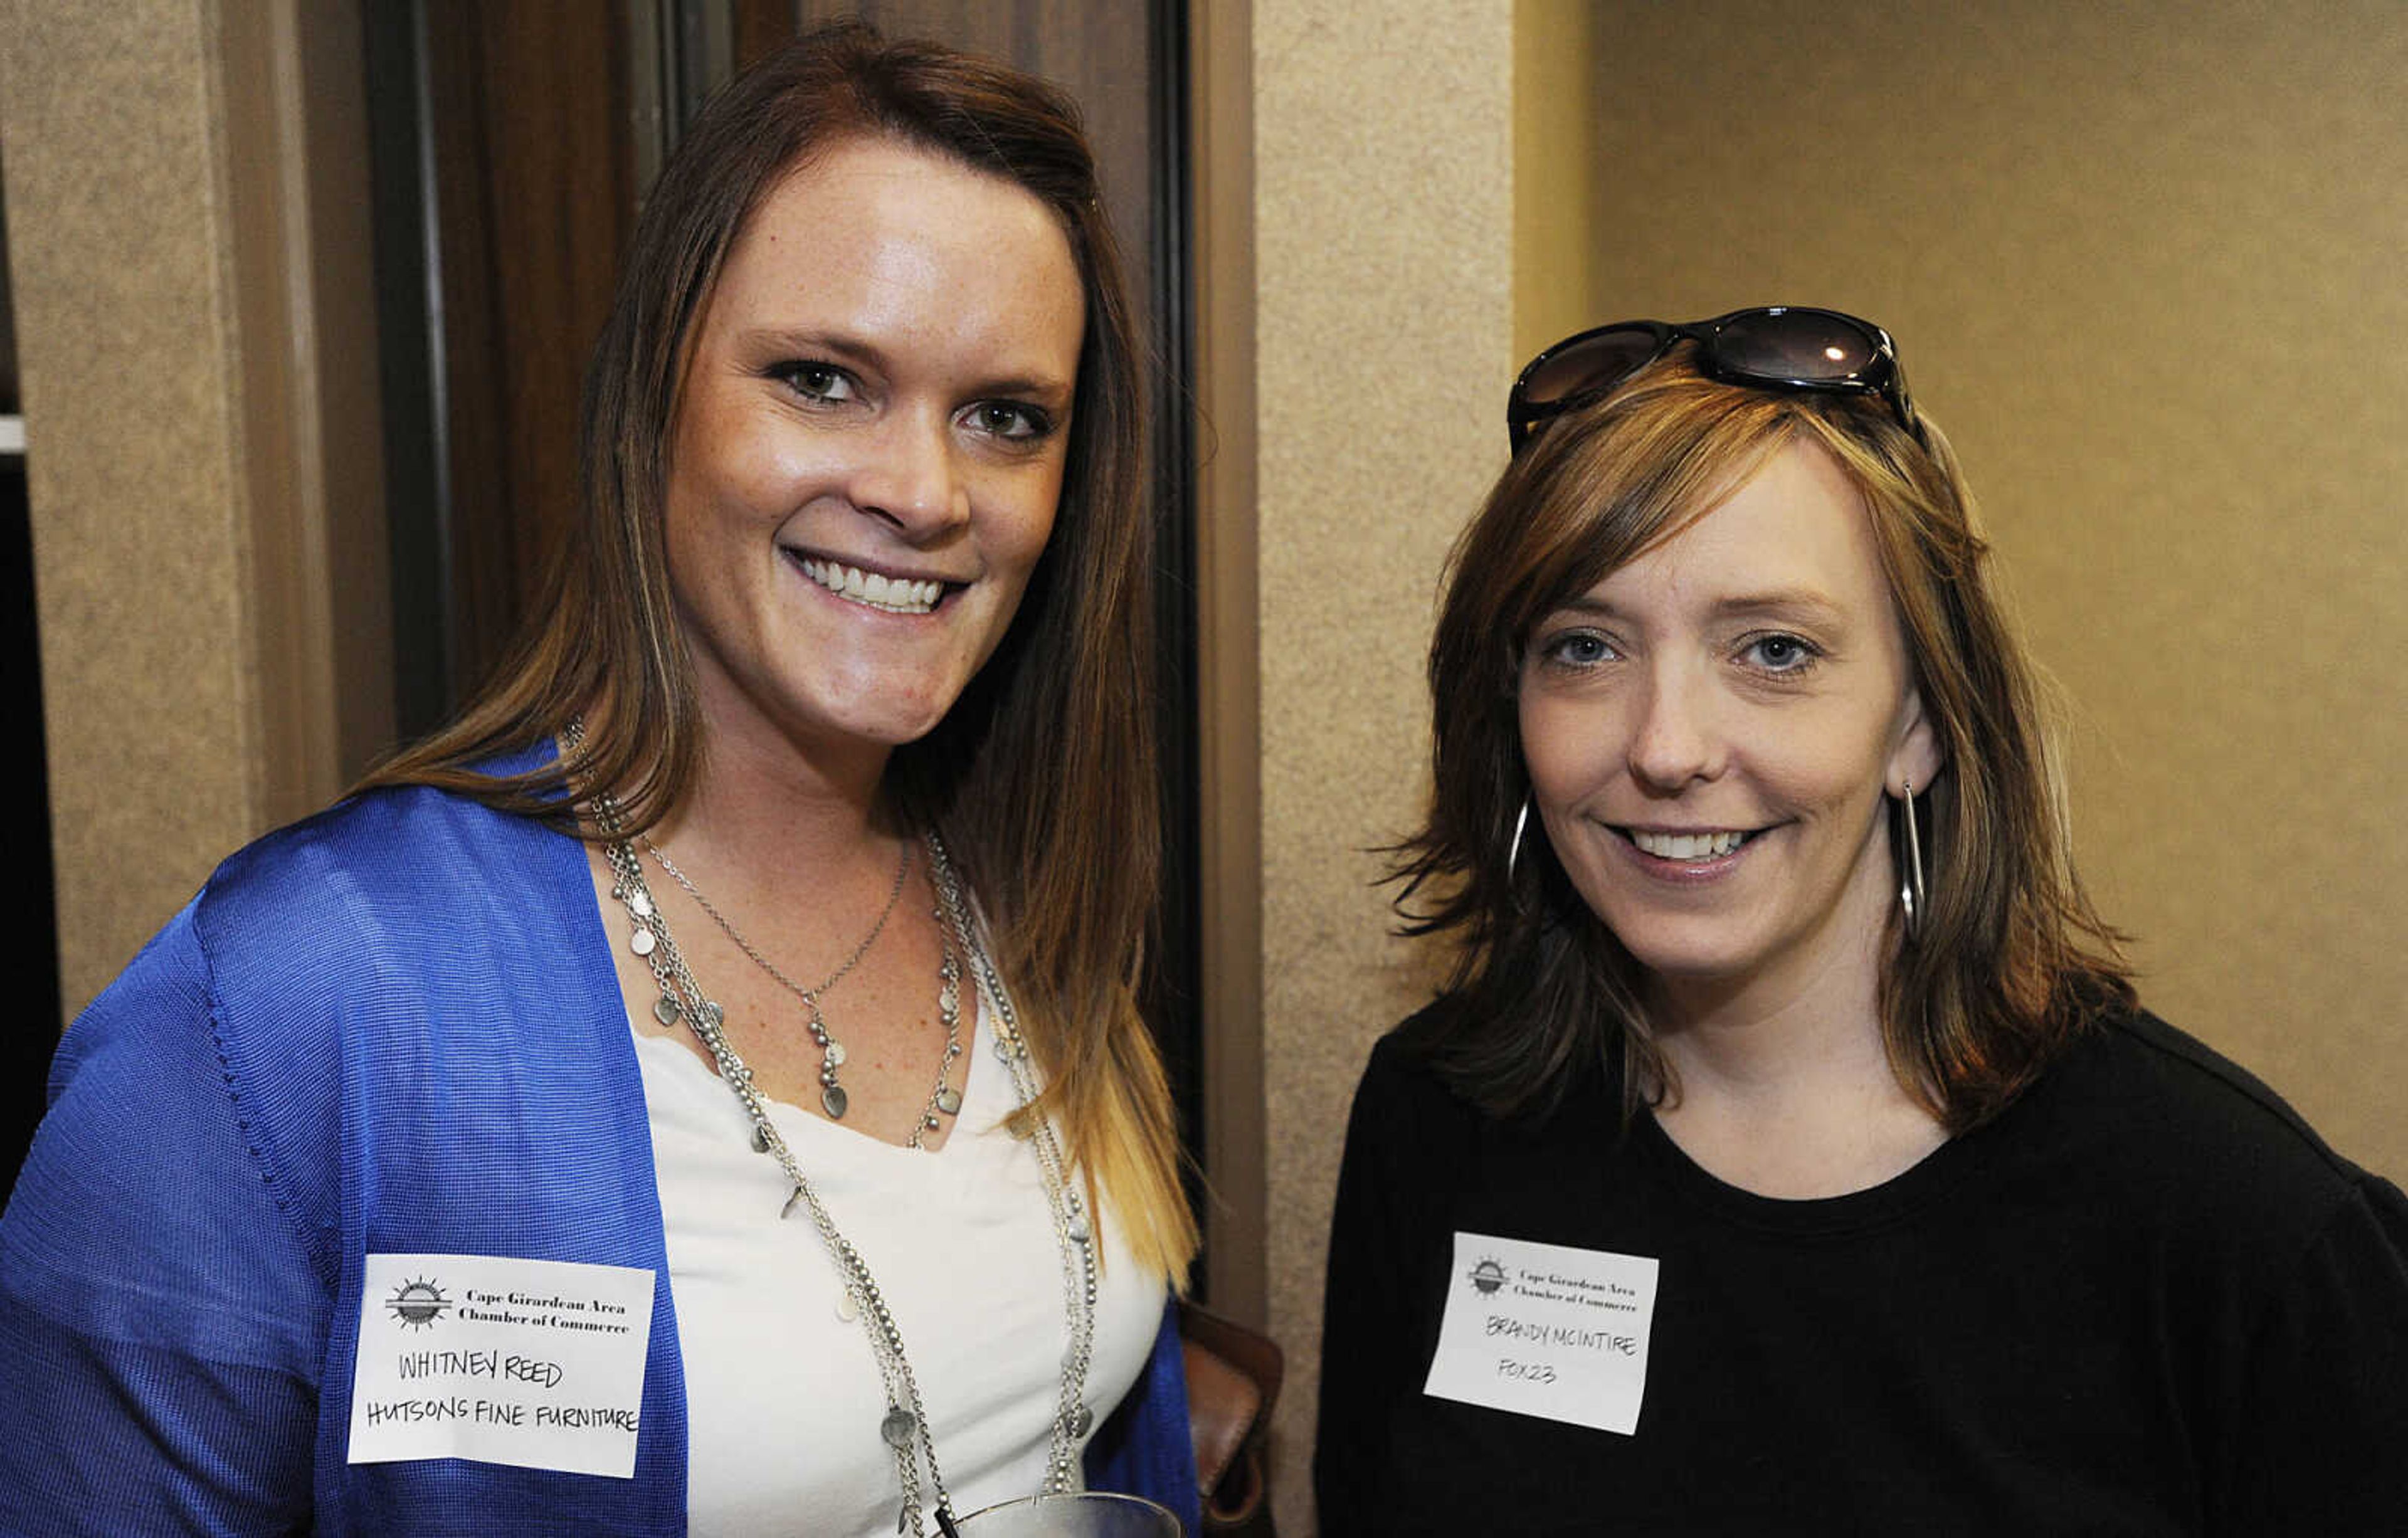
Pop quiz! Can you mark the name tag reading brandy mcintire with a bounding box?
[1422,1232,1660,1435]
[349,1253,657,1477]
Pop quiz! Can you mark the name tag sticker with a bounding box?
[348,1253,656,1477]
[1422,1231,1659,1435]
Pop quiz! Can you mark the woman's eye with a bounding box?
[774,362,855,404]
[968,401,1054,442]
[1743,633,1819,672]
[1539,631,1616,668]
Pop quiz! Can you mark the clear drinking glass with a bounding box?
[945,1490,1181,1537]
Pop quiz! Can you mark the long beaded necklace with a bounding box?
[576,742,1098,1535]
[641,833,966,1144]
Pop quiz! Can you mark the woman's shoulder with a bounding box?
[2066,1010,2367,1176]
[125,742,594,1066]
[198,744,570,929]
[1350,995,1611,1142]
[2028,1007,2402,1251]
[1338,1001,1469,1139]
[63,744,617,1245]
[1358,998,1471,1101]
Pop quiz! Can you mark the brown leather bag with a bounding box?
[1180,1302,1282,1537]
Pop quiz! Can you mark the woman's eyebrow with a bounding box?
[734,325,880,364]
[1538,588,1847,625]
[732,327,1073,404]
[1545,594,1619,618]
[968,369,1077,406]
[1709,589,1848,627]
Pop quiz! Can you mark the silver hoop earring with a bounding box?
[1506,797,1532,887]
[1896,778,1927,939]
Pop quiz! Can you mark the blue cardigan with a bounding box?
[0,772,1197,1535]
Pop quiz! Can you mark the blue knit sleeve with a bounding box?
[0,902,327,1535]
[1083,1296,1201,1534]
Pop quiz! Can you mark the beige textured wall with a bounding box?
[3,0,384,1020]
[1582,1,2408,1182]
[2,0,268,1014]
[1252,3,1517,1530]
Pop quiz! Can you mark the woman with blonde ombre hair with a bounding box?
[1317,309,2408,1534]
[1,23,1196,1536]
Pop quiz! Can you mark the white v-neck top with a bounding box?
[631,982,1160,1537]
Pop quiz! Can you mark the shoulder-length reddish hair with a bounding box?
[1391,354,2133,1131]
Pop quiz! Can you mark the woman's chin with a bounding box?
[803,702,958,756]
[1624,945,1758,992]
[710,651,981,757]
[1602,912,1798,999]
[1585,903,1754,977]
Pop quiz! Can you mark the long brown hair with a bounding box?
[361,23,1194,1280]
[1391,355,2133,1132]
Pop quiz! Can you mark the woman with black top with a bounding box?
[1315,310,2408,1534]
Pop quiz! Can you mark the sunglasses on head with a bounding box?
[1506,305,1919,455]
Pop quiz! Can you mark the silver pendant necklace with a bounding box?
[641,833,964,1142]
[574,735,1097,1535]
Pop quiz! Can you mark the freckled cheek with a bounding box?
[674,406,844,519]
[973,468,1067,575]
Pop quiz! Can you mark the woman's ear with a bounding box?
[1887,689,1946,798]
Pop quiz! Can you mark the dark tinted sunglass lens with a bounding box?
[1715,308,1877,383]
[1519,326,1662,406]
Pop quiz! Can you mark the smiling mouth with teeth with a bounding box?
[1627,828,1751,861]
[795,556,948,615]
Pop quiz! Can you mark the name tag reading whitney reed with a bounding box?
[350,1253,657,1478]
[1422,1232,1661,1435]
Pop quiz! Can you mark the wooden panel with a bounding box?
[424,1,637,703]
[1188,0,1265,1328]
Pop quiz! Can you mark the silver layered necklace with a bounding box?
[639,831,966,1144]
[576,736,1099,1535]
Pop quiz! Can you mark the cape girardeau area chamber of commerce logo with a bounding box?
[1466,1256,1508,1296]
[386,1277,452,1330]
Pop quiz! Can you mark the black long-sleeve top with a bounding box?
[1316,1006,2408,1535]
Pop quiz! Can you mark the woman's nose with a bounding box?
[1625,665,1724,791]
[847,409,969,538]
